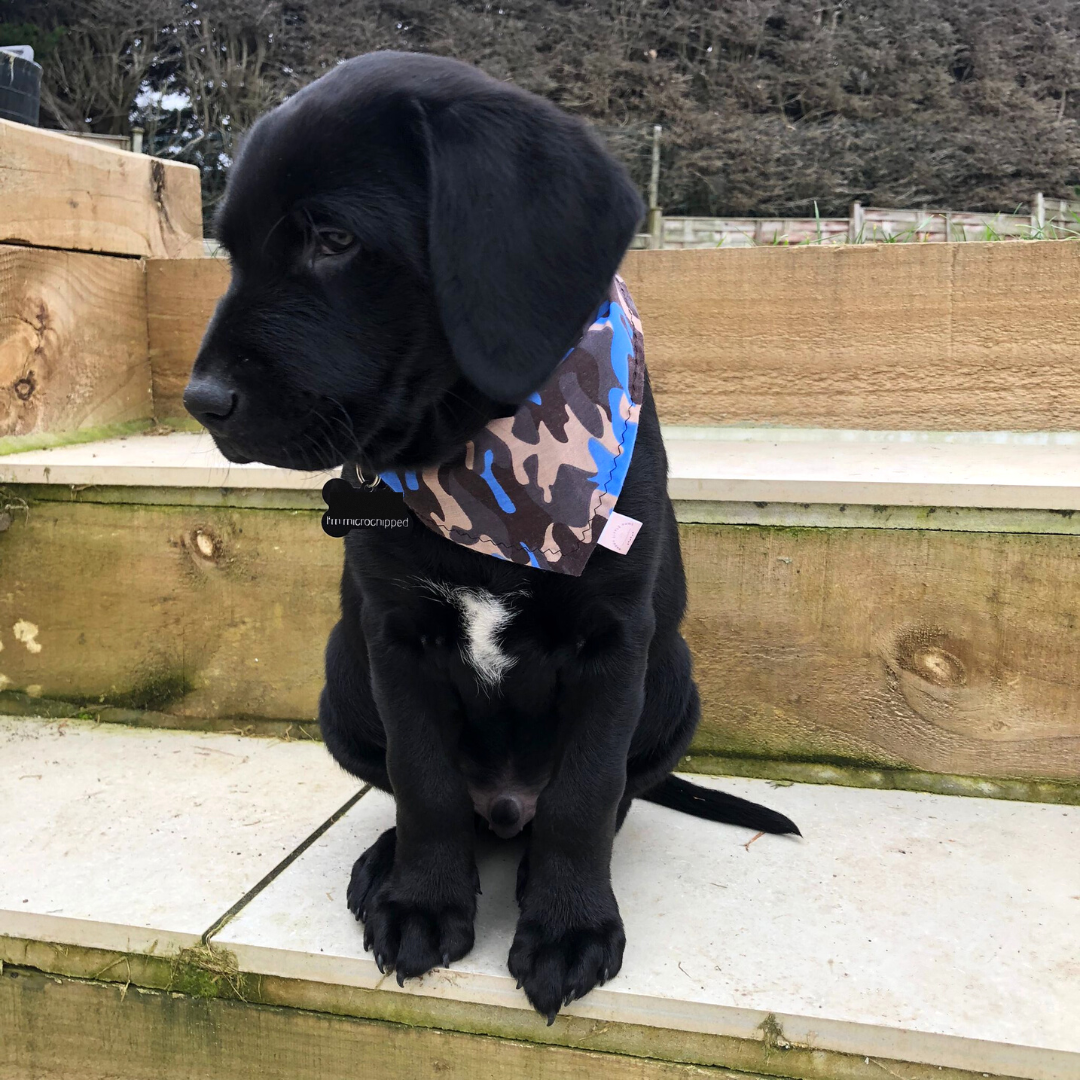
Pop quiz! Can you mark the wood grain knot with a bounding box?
[12,372,36,401]
[186,527,221,563]
[892,628,967,688]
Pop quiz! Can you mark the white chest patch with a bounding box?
[418,581,518,688]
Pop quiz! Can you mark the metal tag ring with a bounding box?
[353,461,381,490]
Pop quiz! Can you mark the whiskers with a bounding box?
[264,402,355,474]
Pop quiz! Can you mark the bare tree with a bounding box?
[10,0,180,133]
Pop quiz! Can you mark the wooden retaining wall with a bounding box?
[4,122,1080,796]
[622,243,1080,430]
[1,118,202,448]
[0,245,151,439]
[141,243,1080,431]
[2,489,1078,789]
[5,121,1080,441]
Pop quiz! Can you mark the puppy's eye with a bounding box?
[315,228,356,256]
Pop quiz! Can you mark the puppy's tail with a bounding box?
[641,775,801,836]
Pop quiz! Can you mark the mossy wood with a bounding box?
[0,118,203,259]
[678,524,1080,781]
[144,242,1080,432]
[0,967,754,1080]
[0,245,152,442]
[0,960,1031,1080]
[2,498,1078,785]
[0,499,338,722]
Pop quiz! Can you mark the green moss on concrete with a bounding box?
[168,944,249,1001]
[1,668,196,719]
[2,936,178,993]
[681,753,1080,805]
[0,691,85,719]
[758,1013,794,1054]
[0,419,154,457]
[4,670,199,715]
[102,668,194,712]
[0,691,318,740]
[152,415,206,433]
[9,482,325,511]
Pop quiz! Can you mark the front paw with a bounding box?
[363,889,477,984]
[347,827,397,923]
[508,896,625,1024]
[347,829,480,985]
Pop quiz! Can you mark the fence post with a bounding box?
[1032,191,1046,232]
[646,209,663,249]
[848,201,864,244]
[647,124,663,249]
[943,211,953,242]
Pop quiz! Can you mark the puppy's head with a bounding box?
[185,51,644,472]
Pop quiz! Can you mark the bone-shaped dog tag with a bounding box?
[321,477,411,537]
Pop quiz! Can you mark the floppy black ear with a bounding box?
[422,88,645,402]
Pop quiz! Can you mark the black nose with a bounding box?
[490,796,522,830]
[183,376,238,427]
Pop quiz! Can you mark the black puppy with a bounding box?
[185,51,798,1023]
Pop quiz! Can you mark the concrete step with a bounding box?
[2,429,1080,799]
[1,717,1077,1080]
[6,426,1080,511]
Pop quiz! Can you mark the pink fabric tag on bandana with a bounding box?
[597,511,642,555]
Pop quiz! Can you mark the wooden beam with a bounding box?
[146,258,230,422]
[2,497,1079,787]
[622,242,1080,429]
[0,499,337,723]
[680,522,1080,782]
[146,242,1080,431]
[0,244,152,441]
[0,118,203,259]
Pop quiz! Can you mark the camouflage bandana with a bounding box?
[378,275,645,576]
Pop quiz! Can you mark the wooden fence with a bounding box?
[633,195,1080,249]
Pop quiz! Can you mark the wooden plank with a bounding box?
[0,950,1040,1080]
[0,962,1030,1080]
[0,500,337,722]
[681,523,1080,782]
[0,967,751,1080]
[147,242,1080,431]
[146,257,230,422]
[618,242,1080,429]
[0,118,203,258]
[0,244,151,440]
[2,498,1079,785]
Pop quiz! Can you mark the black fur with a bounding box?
[186,51,798,1024]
